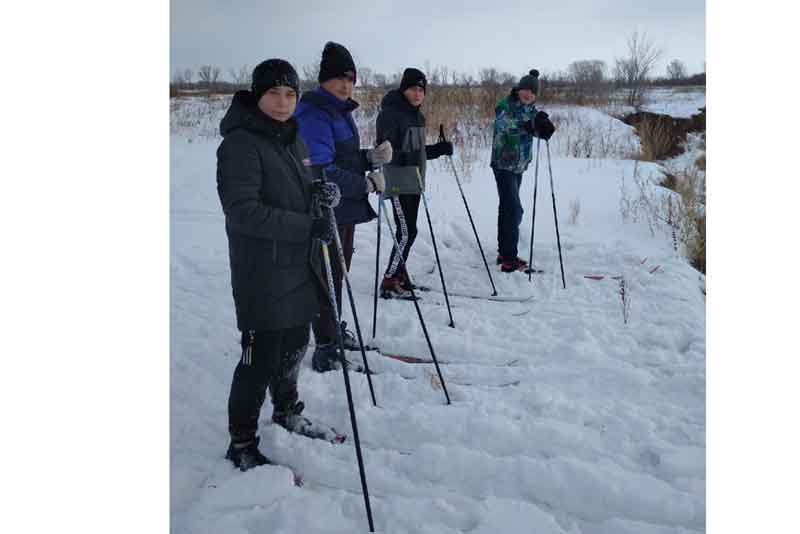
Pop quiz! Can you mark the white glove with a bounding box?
[366,170,385,194]
[367,140,393,166]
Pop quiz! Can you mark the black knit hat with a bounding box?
[517,69,540,94]
[251,59,299,100]
[399,68,427,93]
[318,41,357,84]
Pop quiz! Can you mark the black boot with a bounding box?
[272,401,346,443]
[225,436,270,471]
[340,321,359,350]
[311,343,339,372]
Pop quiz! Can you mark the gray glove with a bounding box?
[311,180,341,208]
[366,170,385,194]
[366,140,393,166]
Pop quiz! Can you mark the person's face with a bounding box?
[518,89,536,105]
[403,85,425,107]
[257,86,298,122]
[321,74,355,101]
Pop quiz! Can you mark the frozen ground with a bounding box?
[640,87,705,118]
[170,100,705,533]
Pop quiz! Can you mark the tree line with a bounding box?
[171,32,704,107]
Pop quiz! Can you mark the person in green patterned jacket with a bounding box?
[490,69,555,273]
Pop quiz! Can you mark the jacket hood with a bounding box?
[220,90,298,143]
[380,89,420,113]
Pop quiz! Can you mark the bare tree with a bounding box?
[499,72,517,86]
[567,59,608,100]
[359,66,373,88]
[172,68,188,86]
[433,65,450,85]
[300,63,320,91]
[197,64,222,90]
[479,67,501,87]
[568,60,607,86]
[373,72,388,88]
[389,69,404,86]
[456,70,476,87]
[666,59,687,81]
[614,31,663,106]
[171,68,195,89]
[229,64,251,87]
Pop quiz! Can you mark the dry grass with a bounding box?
[636,117,678,161]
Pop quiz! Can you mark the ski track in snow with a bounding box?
[171,104,705,533]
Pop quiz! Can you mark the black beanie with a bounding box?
[399,68,427,93]
[318,41,357,84]
[251,59,299,100]
[517,69,540,94]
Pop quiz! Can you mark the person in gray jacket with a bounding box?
[216,59,341,471]
[376,68,452,298]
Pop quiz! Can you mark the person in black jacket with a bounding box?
[216,59,341,471]
[376,68,453,298]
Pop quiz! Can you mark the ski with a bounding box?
[452,379,521,388]
[524,268,546,274]
[274,417,347,444]
[203,459,304,489]
[425,288,534,303]
[408,284,433,292]
[377,351,521,367]
[584,257,661,281]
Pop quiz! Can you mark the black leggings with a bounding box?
[227,324,309,442]
[385,194,421,278]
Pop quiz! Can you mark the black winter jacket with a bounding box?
[216,91,324,332]
[375,89,447,196]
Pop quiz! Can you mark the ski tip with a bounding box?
[523,268,545,274]
[332,434,347,444]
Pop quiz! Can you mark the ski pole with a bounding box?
[545,141,566,289]
[315,195,375,532]
[527,138,541,282]
[321,179,377,407]
[371,191,382,340]
[379,195,451,405]
[416,168,455,328]
[439,125,497,296]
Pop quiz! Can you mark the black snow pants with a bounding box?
[227,324,309,442]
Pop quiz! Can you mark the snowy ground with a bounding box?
[640,87,705,118]
[170,101,705,533]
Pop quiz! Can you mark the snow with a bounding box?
[639,88,705,119]
[171,99,705,533]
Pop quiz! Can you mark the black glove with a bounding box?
[533,111,555,141]
[436,140,454,157]
[523,120,536,135]
[310,216,334,242]
[310,180,341,209]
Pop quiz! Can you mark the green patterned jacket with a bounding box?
[490,92,538,174]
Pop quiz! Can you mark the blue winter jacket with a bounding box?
[294,88,377,226]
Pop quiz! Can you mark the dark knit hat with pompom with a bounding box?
[517,69,540,94]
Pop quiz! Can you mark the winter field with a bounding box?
[170,89,706,533]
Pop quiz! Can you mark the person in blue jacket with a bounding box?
[294,41,392,372]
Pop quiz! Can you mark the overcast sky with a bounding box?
[170,0,705,81]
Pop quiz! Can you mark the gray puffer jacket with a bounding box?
[216,91,324,332]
